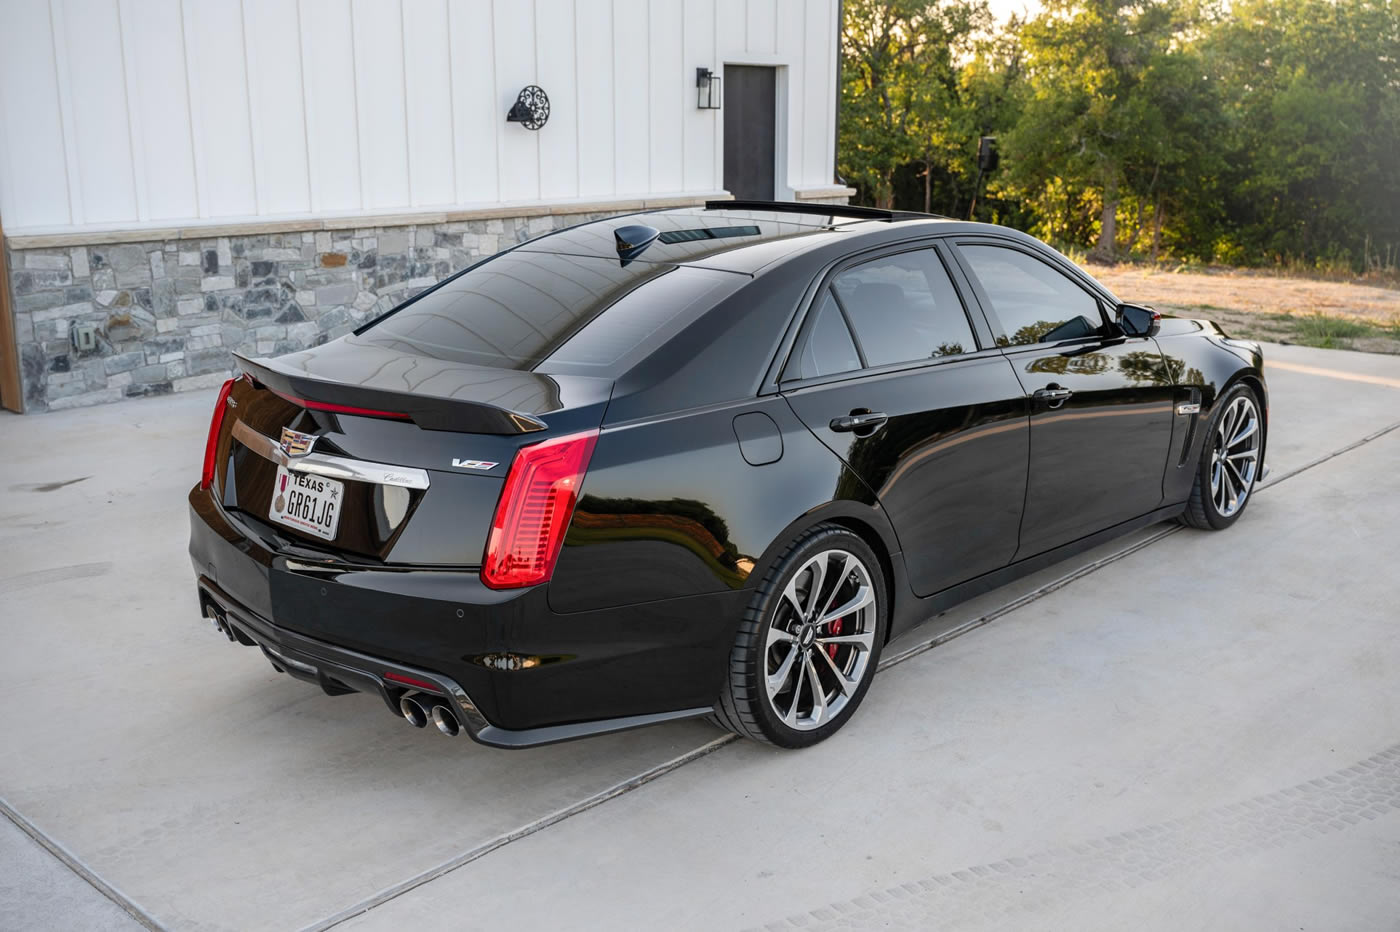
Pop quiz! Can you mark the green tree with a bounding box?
[1205,0,1400,266]
[1005,0,1198,260]
[840,0,991,208]
[837,0,1400,272]
[1117,39,1230,260]
[956,23,1030,222]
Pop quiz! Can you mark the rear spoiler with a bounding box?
[234,354,547,434]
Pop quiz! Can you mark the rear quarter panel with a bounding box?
[548,395,893,614]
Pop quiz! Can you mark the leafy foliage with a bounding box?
[838,0,1400,271]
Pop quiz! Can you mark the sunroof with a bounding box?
[657,225,761,245]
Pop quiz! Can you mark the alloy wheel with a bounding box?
[1209,394,1261,518]
[763,549,877,731]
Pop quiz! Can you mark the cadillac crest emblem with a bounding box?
[279,426,317,458]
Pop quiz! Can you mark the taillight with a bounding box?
[481,429,599,589]
[201,378,237,489]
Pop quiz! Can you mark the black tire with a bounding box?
[712,524,887,748]
[1179,383,1264,530]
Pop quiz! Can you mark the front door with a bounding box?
[952,240,1176,558]
[723,65,776,199]
[780,245,1030,597]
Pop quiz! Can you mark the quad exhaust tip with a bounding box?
[431,704,462,737]
[399,693,431,728]
[399,692,462,736]
[206,606,236,642]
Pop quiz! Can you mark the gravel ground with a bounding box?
[1090,262,1400,354]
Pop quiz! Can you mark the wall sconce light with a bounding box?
[507,85,550,130]
[696,68,722,110]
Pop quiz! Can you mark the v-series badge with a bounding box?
[451,458,498,470]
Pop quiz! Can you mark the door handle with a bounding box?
[1033,385,1074,409]
[830,412,889,433]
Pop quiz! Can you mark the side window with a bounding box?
[829,248,975,367]
[957,244,1105,346]
[792,292,861,380]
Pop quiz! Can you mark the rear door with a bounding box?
[779,243,1030,598]
[950,239,1176,558]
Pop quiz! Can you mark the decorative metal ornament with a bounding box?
[506,85,550,130]
[278,426,317,458]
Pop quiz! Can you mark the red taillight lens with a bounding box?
[201,378,237,490]
[481,429,599,589]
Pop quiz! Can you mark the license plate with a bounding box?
[269,466,343,541]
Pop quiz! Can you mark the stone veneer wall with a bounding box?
[3,190,853,413]
[4,209,630,412]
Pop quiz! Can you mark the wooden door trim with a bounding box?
[0,215,24,413]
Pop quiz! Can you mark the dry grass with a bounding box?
[1087,262,1400,354]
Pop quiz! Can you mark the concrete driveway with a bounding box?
[2,341,1398,931]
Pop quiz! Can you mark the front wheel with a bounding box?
[1179,385,1263,530]
[712,525,887,748]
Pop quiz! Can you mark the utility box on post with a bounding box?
[978,136,999,173]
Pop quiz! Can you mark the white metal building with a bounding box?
[0,0,849,412]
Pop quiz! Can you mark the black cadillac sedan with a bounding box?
[189,201,1267,749]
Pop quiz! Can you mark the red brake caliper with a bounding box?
[827,617,845,659]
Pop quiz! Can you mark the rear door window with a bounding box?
[829,249,976,367]
[791,292,861,380]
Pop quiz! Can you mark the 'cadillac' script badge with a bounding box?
[279,427,318,458]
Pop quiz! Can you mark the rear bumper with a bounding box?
[188,487,743,747]
[197,576,490,734]
[196,578,707,748]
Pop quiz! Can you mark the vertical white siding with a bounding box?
[0,0,839,233]
[449,0,499,204]
[0,0,73,228]
[403,0,456,207]
[537,0,580,201]
[776,0,806,196]
[802,0,836,188]
[300,0,361,213]
[575,0,616,198]
[611,0,650,196]
[647,0,684,194]
[493,0,538,202]
[352,0,411,209]
[57,0,139,223]
[244,0,312,216]
[181,0,258,218]
[118,0,199,221]
[746,0,778,55]
[682,0,718,192]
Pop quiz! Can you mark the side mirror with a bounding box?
[1117,303,1161,338]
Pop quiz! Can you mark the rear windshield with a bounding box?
[355,251,742,374]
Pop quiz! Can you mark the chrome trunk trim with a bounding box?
[231,419,431,490]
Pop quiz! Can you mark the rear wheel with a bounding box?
[1179,384,1263,530]
[713,525,886,748]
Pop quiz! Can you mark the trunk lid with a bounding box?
[209,341,612,567]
